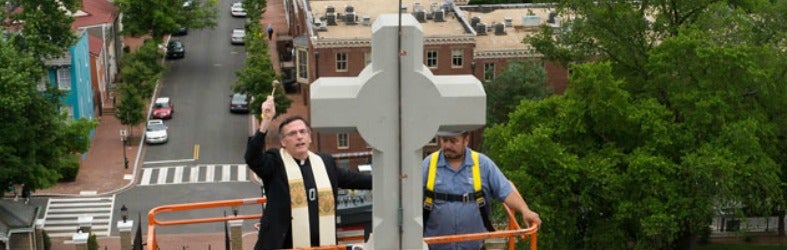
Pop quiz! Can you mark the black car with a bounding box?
[229,93,249,113]
[166,40,185,59]
[172,26,188,36]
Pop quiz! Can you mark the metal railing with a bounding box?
[146,197,538,250]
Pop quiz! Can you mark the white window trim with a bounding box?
[336,52,348,72]
[426,50,438,68]
[57,68,71,90]
[451,49,463,68]
[297,49,308,81]
[337,133,349,149]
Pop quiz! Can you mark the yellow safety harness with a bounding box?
[423,150,495,231]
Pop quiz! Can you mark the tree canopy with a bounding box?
[115,0,218,39]
[0,40,96,190]
[1,0,78,59]
[485,1,786,249]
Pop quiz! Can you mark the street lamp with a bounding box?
[120,204,128,223]
[120,129,128,169]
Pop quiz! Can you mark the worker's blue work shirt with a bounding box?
[422,148,513,250]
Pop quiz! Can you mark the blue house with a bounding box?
[43,30,95,120]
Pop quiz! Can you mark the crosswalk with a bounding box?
[43,196,115,238]
[138,164,250,186]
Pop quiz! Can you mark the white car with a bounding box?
[145,120,168,144]
[230,2,246,17]
[231,28,246,45]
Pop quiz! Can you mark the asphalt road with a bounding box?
[113,0,263,236]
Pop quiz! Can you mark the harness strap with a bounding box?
[423,150,495,231]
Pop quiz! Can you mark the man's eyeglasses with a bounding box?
[284,129,310,138]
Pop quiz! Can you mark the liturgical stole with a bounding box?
[280,149,336,247]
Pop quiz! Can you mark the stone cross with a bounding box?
[310,14,485,249]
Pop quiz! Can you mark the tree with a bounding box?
[0,40,97,190]
[2,0,79,59]
[488,1,787,248]
[232,0,291,119]
[115,0,218,39]
[484,60,551,125]
[115,84,146,138]
[119,40,164,99]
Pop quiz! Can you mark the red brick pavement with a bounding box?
[40,0,305,249]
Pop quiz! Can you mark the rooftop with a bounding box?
[307,0,471,41]
[460,4,559,53]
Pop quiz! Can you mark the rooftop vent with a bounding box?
[433,10,445,22]
[475,23,487,35]
[494,22,505,35]
[345,5,354,13]
[326,5,335,13]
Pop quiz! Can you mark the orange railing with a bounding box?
[146,197,538,250]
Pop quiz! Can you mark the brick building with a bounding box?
[274,1,569,168]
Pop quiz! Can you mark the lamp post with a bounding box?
[120,129,128,169]
[120,204,128,223]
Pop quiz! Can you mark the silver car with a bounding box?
[145,120,168,144]
[231,28,246,45]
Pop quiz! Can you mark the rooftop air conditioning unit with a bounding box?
[475,23,487,35]
[504,17,512,27]
[362,15,371,26]
[345,5,354,13]
[470,16,481,29]
[494,22,505,35]
[413,2,423,12]
[345,12,356,24]
[414,10,426,23]
[433,10,445,22]
[547,11,557,24]
[326,5,335,14]
[326,13,337,25]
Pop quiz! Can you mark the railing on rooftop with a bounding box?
[146,197,538,250]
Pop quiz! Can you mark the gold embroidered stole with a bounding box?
[280,149,336,247]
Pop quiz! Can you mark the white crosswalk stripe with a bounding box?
[43,196,115,238]
[138,164,249,186]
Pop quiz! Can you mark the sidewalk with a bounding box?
[38,0,300,248]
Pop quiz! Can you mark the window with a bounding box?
[62,105,74,118]
[337,133,349,149]
[336,52,348,72]
[451,49,463,68]
[57,68,71,90]
[337,159,350,169]
[364,52,371,66]
[484,63,495,81]
[426,50,438,68]
[297,49,308,79]
[37,78,47,91]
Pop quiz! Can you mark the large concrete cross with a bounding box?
[311,14,485,249]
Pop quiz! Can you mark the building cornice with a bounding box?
[311,35,475,49]
[474,48,542,59]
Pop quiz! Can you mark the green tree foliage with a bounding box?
[232,0,291,119]
[115,0,218,39]
[487,1,787,248]
[0,40,97,190]
[115,84,146,138]
[2,0,79,59]
[484,60,550,125]
[120,40,164,99]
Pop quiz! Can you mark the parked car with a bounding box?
[172,26,188,36]
[145,120,168,144]
[152,97,174,119]
[231,28,246,45]
[230,2,246,17]
[229,93,249,113]
[166,40,185,59]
